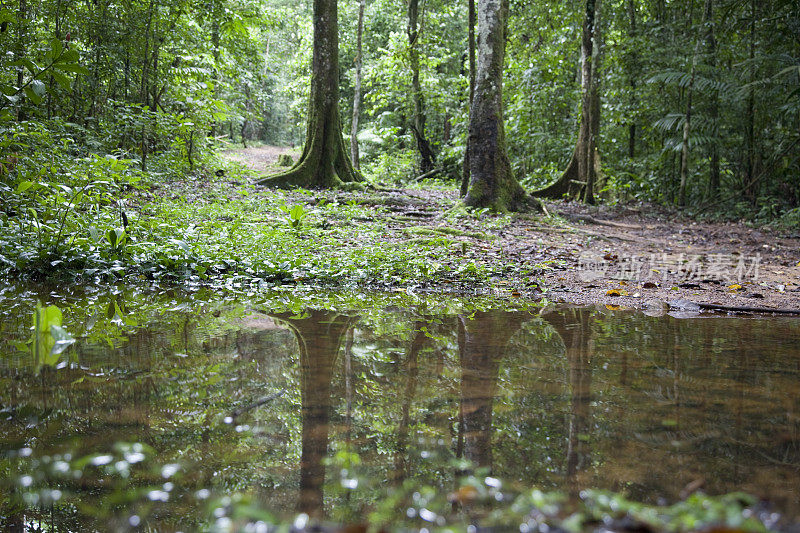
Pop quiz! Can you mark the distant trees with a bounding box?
[1,0,798,214]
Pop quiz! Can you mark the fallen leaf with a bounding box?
[728,284,743,291]
[642,282,658,289]
[606,289,627,296]
[448,485,479,505]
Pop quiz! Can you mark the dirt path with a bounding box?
[516,202,800,313]
[357,189,800,313]
[221,144,299,173]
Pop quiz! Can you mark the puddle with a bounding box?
[1,284,799,530]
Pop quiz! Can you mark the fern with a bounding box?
[647,69,737,98]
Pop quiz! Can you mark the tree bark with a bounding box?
[532,0,601,203]
[460,0,477,197]
[463,0,530,212]
[705,0,720,198]
[408,0,436,174]
[257,0,361,188]
[350,0,366,169]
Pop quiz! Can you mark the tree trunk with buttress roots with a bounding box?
[532,0,601,203]
[256,0,361,188]
[463,0,531,212]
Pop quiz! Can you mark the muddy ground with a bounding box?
[222,145,800,314]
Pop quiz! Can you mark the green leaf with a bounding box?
[10,58,39,74]
[56,63,89,76]
[15,180,35,193]
[61,49,80,63]
[24,85,42,105]
[52,70,72,90]
[40,304,63,332]
[48,38,64,60]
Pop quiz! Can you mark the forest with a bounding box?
[2,0,800,531]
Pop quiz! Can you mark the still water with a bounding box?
[1,284,799,531]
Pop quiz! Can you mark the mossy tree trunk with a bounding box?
[463,0,530,212]
[256,0,361,188]
[533,0,601,204]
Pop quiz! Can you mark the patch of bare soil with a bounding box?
[221,144,300,173]
[520,202,800,314]
[350,188,800,314]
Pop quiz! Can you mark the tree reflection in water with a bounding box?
[268,310,357,517]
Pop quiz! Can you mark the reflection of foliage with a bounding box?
[0,286,797,530]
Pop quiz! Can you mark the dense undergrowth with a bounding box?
[1,122,532,290]
[4,121,800,292]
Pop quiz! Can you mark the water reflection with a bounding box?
[544,308,593,493]
[457,311,529,472]
[267,310,356,516]
[1,288,800,530]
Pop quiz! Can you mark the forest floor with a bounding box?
[217,145,800,314]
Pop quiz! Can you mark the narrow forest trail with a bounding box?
[220,144,300,173]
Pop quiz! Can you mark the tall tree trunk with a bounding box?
[626,0,637,159]
[463,0,530,212]
[256,0,361,188]
[350,0,365,169]
[705,0,720,198]
[532,0,602,203]
[408,0,435,174]
[743,0,758,203]
[460,0,477,197]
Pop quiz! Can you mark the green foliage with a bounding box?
[279,203,309,228]
[13,301,75,369]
